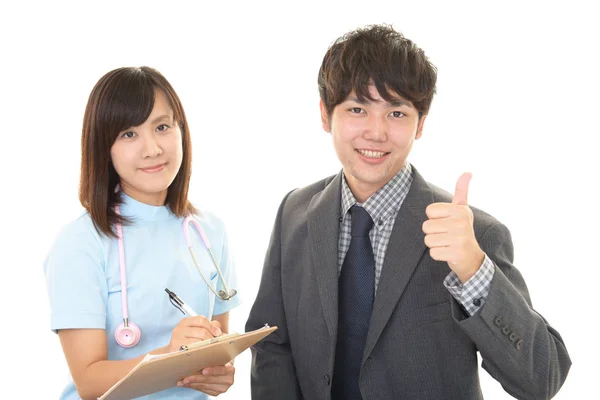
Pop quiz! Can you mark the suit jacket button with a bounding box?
[323,373,331,385]
[494,316,503,327]
[502,325,510,336]
[473,298,481,307]
[516,339,524,350]
[509,332,518,342]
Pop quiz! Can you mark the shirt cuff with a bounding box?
[443,255,495,316]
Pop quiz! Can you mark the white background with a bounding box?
[0,1,597,399]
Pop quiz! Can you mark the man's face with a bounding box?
[322,85,426,202]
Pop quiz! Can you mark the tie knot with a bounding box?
[350,205,373,237]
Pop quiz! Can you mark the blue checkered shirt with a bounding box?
[339,164,495,316]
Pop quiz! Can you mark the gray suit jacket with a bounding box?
[246,168,571,400]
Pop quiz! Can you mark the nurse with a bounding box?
[44,66,240,399]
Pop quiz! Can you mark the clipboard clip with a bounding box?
[179,331,241,351]
[178,325,271,351]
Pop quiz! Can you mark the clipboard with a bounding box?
[99,325,277,400]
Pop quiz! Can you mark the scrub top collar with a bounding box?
[118,192,173,223]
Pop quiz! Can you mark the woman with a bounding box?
[44,66,240,399]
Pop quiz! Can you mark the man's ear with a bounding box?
[416,114,427,139]
[320,100,331,132]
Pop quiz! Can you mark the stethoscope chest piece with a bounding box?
[115,320,141,348]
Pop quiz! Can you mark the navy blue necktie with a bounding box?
[332,205,375,400]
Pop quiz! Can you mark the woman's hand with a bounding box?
[177,362,235,396]
[166,316,222,353]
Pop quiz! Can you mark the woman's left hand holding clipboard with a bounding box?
[167,315,235,396]
[176,361,235,396]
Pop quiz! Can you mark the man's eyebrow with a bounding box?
[346,96,368,104]
[345,96,411,107]
[388,99,411,107]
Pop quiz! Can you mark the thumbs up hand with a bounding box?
[422,172,485,283]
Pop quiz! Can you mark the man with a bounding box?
[245,24,571,399]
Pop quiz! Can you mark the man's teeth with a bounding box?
[358,149,386,159]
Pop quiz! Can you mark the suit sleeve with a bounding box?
[451,222,572,399]
[245,192,302,400]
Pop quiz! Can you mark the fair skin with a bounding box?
[59,90,235,399]
[423,173,486,283]
[322,84,484,283]
[321,85,426,203]
[110,89,183,206]
[58,314,233,399]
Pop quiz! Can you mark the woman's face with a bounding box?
[110,90,183,205]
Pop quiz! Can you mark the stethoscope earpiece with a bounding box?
[217,289,238,301]
[184,215,237,302]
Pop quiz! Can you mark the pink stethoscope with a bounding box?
[113,205,237,348]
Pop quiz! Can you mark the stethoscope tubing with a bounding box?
[114,204,236,332]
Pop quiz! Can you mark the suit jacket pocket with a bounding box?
[402,301,452,332]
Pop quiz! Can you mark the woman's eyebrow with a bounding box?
[149,114,173,124]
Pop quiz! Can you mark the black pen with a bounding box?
[165,288,198,316]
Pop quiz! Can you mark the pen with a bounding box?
[165,288,198,317]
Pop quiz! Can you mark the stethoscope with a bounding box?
[113,204,237,348]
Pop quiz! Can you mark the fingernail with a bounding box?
[202,368,210,375]
[215,327,222,336]
[177,381,183,387]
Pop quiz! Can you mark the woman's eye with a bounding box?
[391,111,405,118]
[157,124,170,132]
[121,131,136,139]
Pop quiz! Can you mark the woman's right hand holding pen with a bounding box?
[167,317,235,396]
[166,316,222,353]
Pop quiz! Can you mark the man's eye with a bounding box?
[349,108,363,114]
[391,111,405,118]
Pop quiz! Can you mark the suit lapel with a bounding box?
[363,168,435,359]
[307,172,343,338]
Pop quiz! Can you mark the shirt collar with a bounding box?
[341,163,413,225]
[118,192,173,223]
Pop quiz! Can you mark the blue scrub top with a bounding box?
[44,193,241,399]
